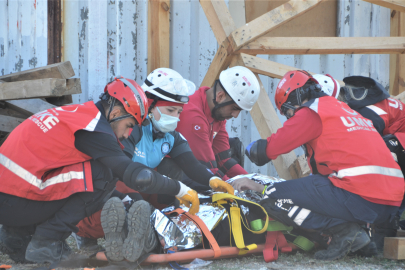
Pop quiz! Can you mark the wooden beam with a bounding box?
[0,115,25,133]
[0,78,81,100]
[6,99,56,117]
[390,11,405,96]
[48,0,62,65]
[201,39,233,87]
[239,37,405,55]
[245,0,337,37]
[289,155,311,179]
[0,61,75,82]
[147,0,170,73]
[362,0,405,13]
[199,0,236,44]
[238,53,345,86]
[228,0,324,51]
[384,237,405,260]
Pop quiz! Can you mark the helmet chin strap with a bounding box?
[212,80,235,110]
[107,96,133,123]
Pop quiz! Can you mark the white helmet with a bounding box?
[219,66,260,111]
[143,68,196,104]
[312,74,341,99]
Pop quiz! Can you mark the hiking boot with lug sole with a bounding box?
[314,223,370,260]
[123,200,157,262]
[101,197,127,261]
[351,241,379,257]
[25,235,72,263]
[0,225,33,263]
[71,232,100,252]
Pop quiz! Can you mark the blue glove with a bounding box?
[245,139,271,166]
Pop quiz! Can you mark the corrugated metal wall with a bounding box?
[0,0,48,76]
[0,0,392,177]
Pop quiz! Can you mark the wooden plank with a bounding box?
[289,155,311,179]
[0,78,81,100]
[147,0,170,73]
[6,99,56,116]
[239,37,405,55]
[199,0,236,44]
[362,0,405,13]
[384,237,405,260]
[245,0,337,37]
[397,230,405,237]
[0,115,25,133]
[239,53,345,86]
[48,0,62,65]
[201,39,233,87]
[228,0,324,51]
[0,61,75,82]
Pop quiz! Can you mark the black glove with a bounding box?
[245,139,270,166]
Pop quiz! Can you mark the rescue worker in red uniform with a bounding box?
[176,66,260,180]
[232,70,404,260]
[0,77,199,264]
[72,69,234,262]
[314,73,405,251]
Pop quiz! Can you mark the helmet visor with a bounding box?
[144,78,196,103]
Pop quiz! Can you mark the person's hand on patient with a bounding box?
[230,177,265,193]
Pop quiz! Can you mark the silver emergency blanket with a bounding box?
[151,173,284,250]
[152,201,226,250]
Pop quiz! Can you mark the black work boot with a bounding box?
[101,197,127,261]
[352,241,378,257]
[0,225,33,263]
[314,223,370,260]
[71,233,101,252]
[123,200,158,262]
[25,235,72,263]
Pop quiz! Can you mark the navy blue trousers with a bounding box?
[261,174,399,231]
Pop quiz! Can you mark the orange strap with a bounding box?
[167,209,221,258]
[0,266,12,270]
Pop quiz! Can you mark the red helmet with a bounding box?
[275,70,318,111]
[103,77,149,125]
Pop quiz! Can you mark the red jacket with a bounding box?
[177,87,247,179]
[266,96,404,204]
[0,102,113,201]
[367,98,405,147]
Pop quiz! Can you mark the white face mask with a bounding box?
[151,107,180,133]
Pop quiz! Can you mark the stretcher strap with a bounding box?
[263,231,292,263]
[230,207,257,255]
[291,235,315,251]
[168,208,221,258]
[212,193,269,234]
[250,219,293,232]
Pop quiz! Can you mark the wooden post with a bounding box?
[147,0,170,74]
[390,10,405,96]
[200,0,236,44]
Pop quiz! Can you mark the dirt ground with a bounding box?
[2,235,405,270]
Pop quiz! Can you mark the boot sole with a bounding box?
[123,200,151,262]
[101,197,126,262]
